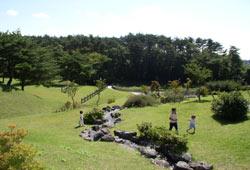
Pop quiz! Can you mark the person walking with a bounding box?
[169,108,178,133]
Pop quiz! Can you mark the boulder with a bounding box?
[94,119,103,125]
[102,106,111,112]
[174,161,193,170]
[91,125,100,131]
[114,137,124,144]
[189,162,213,170]
[139,146,158,158]
[152,158,170,168]
[182,153,192,162]
[114,118,122,124]
[100,128,110,134]
[112,105,121,110]
[111,112,121,118]
[113,130,137,141]
[123,140,140,149]
[92,131,105,141]
[100,134,115,142]
[102,122,114,128]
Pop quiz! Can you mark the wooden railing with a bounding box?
[81,86,106,104]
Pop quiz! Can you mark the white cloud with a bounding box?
[32,12,50,19]
[6,9,18,16]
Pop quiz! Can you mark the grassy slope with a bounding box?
[0,85,249,170]
[116,98,250,170]
[0,86,161,170]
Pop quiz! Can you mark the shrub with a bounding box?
[123,95,158,108]
[83,108,104,124]
[137,122,188,154]
[107,98,115,104]
[150,81,161,92]
[141,85,149,94]
[161,89,184,103]
[206,80,240,92]
[0,125,43,170]
[211,91,248,121]
[196,86,209,102]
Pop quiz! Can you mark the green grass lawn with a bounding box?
[0,84,249,170]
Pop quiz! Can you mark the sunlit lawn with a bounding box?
[0,84,249,169]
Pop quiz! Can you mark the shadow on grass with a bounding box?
[0,84,21,92]
[212,114,249,125]
[183,99,211,104]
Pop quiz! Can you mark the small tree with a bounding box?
[150,80,161,97]
[184,62,211,102]
[95,79,106,106]
[61,81,79,108]
[168,80,181,103]
[141,85,149,95]
[0,124,43,170]
[184,77,192,95]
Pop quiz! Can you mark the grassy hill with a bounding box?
[0,85,249,169]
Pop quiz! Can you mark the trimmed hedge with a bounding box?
[124,95,158,108]
[211,91,248,121]
[206,80,240,92]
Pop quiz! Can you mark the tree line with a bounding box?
[0,30,248,90]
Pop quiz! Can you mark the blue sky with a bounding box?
[0,0,249,59]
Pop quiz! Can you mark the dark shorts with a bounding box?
[169,122,178,131]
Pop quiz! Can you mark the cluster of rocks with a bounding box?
[112,130,213,170]
[80,105,212,170]
[80,125,115,142]
[80,105,122,141]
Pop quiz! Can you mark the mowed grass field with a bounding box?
[0,84,250,170]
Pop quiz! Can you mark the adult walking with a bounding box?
[169,108,178,133]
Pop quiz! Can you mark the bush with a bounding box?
[107,98,115,104]
[83,108,104,124]
[123,95,158,108]
[211,91,248,121]
[206,80,240,92]
[137,122,188,154]
[161,89,184,103]
[0,125,43,170]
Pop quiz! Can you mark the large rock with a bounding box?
[112,105,121,110]
[102,106,111,112]
[91,125,100,131]
[102,122,114,128]
[100,128,110,134]
[111,112,121,118]
[114,136,124,144]
[182,153,192,162]
[100,134,115,142]
[139,146,158,158]
[123,140,139,150]
[114,118,122,124]
[94,119,103,125]
[152,158,170,168]
[174,161,193,170]
[189,162,213,170]
[80,129,104,141]
[92,131,105,141]
[114,130,137,141]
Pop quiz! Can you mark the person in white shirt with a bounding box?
[186,115,196,134]
[169,108,178,132]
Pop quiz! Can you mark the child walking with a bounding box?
[79,110,84,127]
[186,115,196,134]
